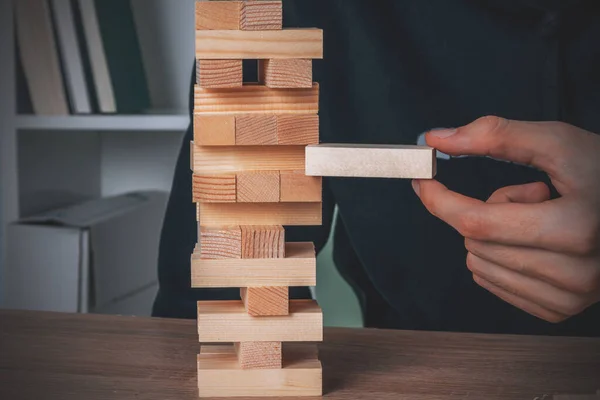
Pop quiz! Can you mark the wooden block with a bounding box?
[241,225,285,259]
[195,1,241,30]
[236,115,278,145]
[259,59,312,88]
[192,174,237,203]
[197,202,322,226]
[192,145,305,174]
[196,29,323,60]
[194,84,319,114]
[197,226,241,259]
[280,171,321,203]
[191,242,315,288]
[241,287,289,316]
[277,115,319,145]
[196,59,242,88]
[198,344,321,397]
[237,171,280,203]
[193,114,236,146]
[306,144,437,179]
[197,300,322,342]
[234,342,282,369]
[241,1,282,31]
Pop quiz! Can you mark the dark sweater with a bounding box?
[153,0,600,336]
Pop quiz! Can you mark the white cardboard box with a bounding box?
[4,191,167,315]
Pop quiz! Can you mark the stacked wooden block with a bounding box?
[192,1,324,397]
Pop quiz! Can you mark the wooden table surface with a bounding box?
[0,310,599,399]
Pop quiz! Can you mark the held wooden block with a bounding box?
[193,114,236,146]
[241,287,289,316]
[194,84,319,114]
[197,226,241,259]
[192,145,305,174]
[241,225,285,259]
[280,171,321,203]
[237,172,280,203]
[197,202,322,226]
[192,174,237,203]
[306,144,437,179]
[259,59,312,89]
[198,344,321,397]
[197,300,323,342]
[191,242,315,288]
[236,115,278,145]
[277,115,319,145]
[241,1,282,31]
[196,29,323,60]
[196,59,243,88]
[195,1,242,30]
[234,342,282,370]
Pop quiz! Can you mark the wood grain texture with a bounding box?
[197,300,323,342]
[234,342,282,370]
[193,114,236,146]
[259,59,313,88]
[240,1,282,31]
[193,145,305,174]
[2,311,600,399]
[198,344,321,397]
[241,287,289,316]
[237,171,280,203]
[194,84,319,114]
[277,115,319,145]
[196,59,242,88]
[197,226,241,259]
[554,396,600,399]
[191,242,316,288]
[241,225,285,259]
[306,144,437,179]
[280,171,322,203]
[196,29,323,60]
[192,174,237,203]
[197,202,322,226]
[235,115,278,145]
[195,1,241,30]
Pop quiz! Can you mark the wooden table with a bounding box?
[1,310,599,399]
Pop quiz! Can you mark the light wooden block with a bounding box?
[241,287,289,316]
[306,144,437,179]
[241,1,282,31]
[195,1,242,30]
[193,114,236,146]
[197,226,241,259]
[236,115,278,145]
[280,171,321,203]
[192,174,237,203]
[197,202,322,226]
[259,59,312,88]
[234,342,282,369]
[237,171,280,203]
[191,242,315,288]
[197,59,243,88]
[196,29,323,60]
[192,145,305,174]
[198,344,321,397]
[194,84,319,114]
[241,225,285,259]
[277,115,319,145]
[197,300,322,342]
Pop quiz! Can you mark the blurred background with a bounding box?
[0,0,361,327]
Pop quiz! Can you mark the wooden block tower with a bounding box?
[192,1,324,397]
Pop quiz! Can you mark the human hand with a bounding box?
[413,116,600,322]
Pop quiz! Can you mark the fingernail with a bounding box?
[412,180,421,196]
[428,128,457,139]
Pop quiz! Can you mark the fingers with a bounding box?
[486,182,551,204]
[467,253,597,319]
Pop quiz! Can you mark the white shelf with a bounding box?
[16,114,190,132]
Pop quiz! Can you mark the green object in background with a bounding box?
[94,0,150,114]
